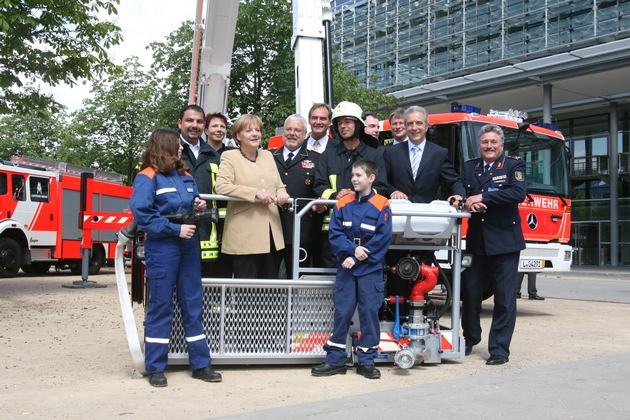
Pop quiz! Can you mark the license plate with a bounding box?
[520,259,544,269]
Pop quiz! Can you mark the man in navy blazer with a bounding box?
[271,114,321,278]
[461,124,527,366]
[384,105,465,203]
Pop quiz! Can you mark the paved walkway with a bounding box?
[219,353,630,419]
[219,266,630,420]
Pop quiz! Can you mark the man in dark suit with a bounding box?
[271,114,321,278]
[384,105,465,203]
[461,124,527,366]
[306,103,339,154]
[178,104,223,278]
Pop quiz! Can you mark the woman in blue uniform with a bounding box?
[130,128,221,387]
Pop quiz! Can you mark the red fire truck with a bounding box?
[0,156,132,277]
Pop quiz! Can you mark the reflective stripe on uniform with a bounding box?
[186,334,206,343]
[146,337,169,344]
[326,340,346,349]
[200,222,219,261]
[360,223,376,231]
[322,175,337,231]
[156,187,176,195]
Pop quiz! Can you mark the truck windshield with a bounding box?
[469,122,570,198]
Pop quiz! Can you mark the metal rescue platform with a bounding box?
[115,196,470,374]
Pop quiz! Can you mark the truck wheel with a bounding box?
[0,238,22,277]
[70,246,105,276]
[88,246,104,275]
[21,262,52,274]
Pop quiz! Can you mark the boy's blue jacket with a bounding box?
[329,190,392,275]
[129,167,200,239]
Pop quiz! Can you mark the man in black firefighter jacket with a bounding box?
[178,104,224,278]
[313,101,386,268]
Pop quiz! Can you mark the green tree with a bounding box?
[332,60,399,120]
[0,0,123,115]
[0,98,71,160]
[149,20,195,128]
[229,0,295,141]
[68,57,160,184]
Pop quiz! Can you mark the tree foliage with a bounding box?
[0,98,71,161]
[332,60,400,120]
[229,0,295,140]
[0,0,123,115]
[69,57,160,184]
[149,20,195,128]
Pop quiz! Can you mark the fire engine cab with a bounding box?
[0,156,132,277]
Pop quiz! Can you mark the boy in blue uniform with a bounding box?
[311,160,392,379]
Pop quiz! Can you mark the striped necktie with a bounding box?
[411,146,421,179]
[313,140,320,153]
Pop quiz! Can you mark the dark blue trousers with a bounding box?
[324,268,384,366]
[144,237,211,373]
[462,252,519,358]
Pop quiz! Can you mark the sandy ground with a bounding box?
[1,268,629,419]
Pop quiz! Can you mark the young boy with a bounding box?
[311,159,392,379]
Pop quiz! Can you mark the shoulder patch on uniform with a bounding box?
[465,157,479,163]
[336,193,356,209]
[515,171,525,181]
[368,194,390,211]
[139,167,157,179]
[507,155,522,160]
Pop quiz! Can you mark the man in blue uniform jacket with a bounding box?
[461,124,527,366]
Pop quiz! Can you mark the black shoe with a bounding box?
[149,372,167,387]
[465,344,474,356]
[529,294,545,300]
[486,355,509,365]
[192,366,222,382]
[311,362,347,377]
[516,291,522,299]
[356,365,381,379]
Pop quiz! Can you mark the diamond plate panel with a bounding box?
[168,283,335,360]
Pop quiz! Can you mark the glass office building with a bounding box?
[331,0,630,91]
[330,0,630,266]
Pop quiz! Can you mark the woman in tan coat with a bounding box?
[216,114,290,278]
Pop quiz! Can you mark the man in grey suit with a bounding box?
[383,105,465,308]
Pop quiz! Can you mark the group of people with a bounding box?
[129,100,534,386]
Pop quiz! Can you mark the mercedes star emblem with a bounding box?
[527,213,538,230]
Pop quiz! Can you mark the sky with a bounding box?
[51,0,199,112]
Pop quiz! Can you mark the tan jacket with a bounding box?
[216,149,286,255]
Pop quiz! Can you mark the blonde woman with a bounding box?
[216,114,290,278]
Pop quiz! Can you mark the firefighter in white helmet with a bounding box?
[312,101,386,268]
